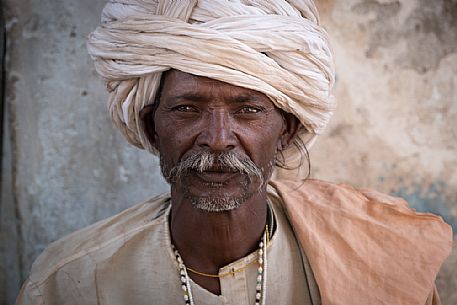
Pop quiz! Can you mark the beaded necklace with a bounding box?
[172,202,274,305]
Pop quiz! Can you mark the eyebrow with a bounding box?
[231,95,256,103]
[172,93,208,102]
[171,93,258,103]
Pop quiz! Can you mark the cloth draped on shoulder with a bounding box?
[270,179,452,305]
[87,0,335,162]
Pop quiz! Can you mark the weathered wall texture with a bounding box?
[0,1,169,304]
[310,0,457,303]
[311,0,457,229]
[0,0,456,305]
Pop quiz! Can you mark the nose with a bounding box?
[195,111,237,152]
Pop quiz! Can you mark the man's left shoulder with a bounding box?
[269,177,453,261]
[271,178,443,218]
[269,178,452,305]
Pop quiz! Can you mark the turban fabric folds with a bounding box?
[87,0,335,165]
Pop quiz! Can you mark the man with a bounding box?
[16,1,452,305]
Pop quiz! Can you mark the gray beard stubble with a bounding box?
[161,151,267,212]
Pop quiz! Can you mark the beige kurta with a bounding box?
[16,179,451,305]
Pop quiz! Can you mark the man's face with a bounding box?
[149,70,295,211]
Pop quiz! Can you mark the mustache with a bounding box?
[163,150,263,183]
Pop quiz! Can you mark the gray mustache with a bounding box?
[165,151,263,183]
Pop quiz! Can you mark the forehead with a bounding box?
[160,70,273,102]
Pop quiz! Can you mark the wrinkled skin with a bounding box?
[141,70,300,295]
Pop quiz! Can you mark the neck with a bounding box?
[169,187,268,294]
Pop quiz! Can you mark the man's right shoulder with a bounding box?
[27,192,171,286]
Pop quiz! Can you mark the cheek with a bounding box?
[154,116,197,162]
[241,116,284,167]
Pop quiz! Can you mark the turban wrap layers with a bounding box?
[87,0,335,166]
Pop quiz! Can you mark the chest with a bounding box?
[94,216,314,305]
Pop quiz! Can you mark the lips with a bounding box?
[194,170,239,183]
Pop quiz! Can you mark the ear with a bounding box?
[139,104,159,151]
[278,112,301,151]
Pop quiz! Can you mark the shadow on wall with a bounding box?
[391,181,457,232]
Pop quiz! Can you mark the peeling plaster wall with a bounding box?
[310,0,457,303]
[305,0,457,228]
[1,0,456,304]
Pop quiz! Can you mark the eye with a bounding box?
[237,106,264,114]
[173,105,197,112]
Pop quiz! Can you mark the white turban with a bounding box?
[87,0,335,165]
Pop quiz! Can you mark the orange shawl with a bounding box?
[271,179,452,305]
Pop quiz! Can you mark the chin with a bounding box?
[189,196,244,213]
